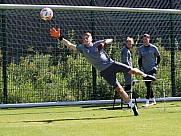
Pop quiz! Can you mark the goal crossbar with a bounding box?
[0,4,181,14]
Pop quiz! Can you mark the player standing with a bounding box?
[121,37,134,94]
[138,34,161,107]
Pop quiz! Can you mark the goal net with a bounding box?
[0,4,181,107]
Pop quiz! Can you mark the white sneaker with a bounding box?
[151,102,156,105]
[142,99,149,107]
[142,103,149,107]
[150,102,156,105]
[150,98,156,105]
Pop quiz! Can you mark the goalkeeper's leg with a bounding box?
[115,84,139,116]
[128,68,156,81]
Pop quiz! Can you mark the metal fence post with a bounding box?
[1,4,8,104]
[169,0,176,96]
[90,0,97,99]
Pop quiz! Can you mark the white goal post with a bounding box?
[0,4,180,109]
[0,4,181,14]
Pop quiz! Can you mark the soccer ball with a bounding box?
[40,8,53,21]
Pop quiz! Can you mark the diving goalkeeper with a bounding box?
[50,27,156,116]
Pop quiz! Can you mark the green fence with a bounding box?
[0,6,181,104]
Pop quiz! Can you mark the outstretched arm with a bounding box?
[50,28,77,51]
[98,38,113,51]
[105,38,113,44]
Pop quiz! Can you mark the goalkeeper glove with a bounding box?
[98,42,106,51]
[50,27,63,40]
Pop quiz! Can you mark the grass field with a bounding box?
[0,101,180,136]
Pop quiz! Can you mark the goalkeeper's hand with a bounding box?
[50,27,60,38]
[98,42,106,51]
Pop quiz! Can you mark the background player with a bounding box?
[121,37,134,94]
[138,34,161,107]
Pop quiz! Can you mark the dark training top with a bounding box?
[76,40,114,72]
[121,46,134,85]
[138,44,160,73]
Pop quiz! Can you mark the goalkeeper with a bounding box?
[50,28,156,116]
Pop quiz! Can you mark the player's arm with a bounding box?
[61,38,77,51]
[121,51,129,65]
[137,48,143,70]
[105,38,113,44]
[138,58,142,70]
[156,55,161,65]
[98,38,113,51]
[50,27,77,51]
[152,55,161,71]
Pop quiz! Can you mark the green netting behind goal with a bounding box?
[0,6,181,104]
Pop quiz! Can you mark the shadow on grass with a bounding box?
[82,104,130,110]
[23,115,132,124]
[0,107,96,116]
[100,107,130,110]
[0,105,125,116]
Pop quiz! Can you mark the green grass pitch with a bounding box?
[0,101,180,136]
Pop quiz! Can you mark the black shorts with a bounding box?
[100,62,131,88]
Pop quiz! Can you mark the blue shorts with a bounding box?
[100,62,131,88]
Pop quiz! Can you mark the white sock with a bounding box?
[128,101,134,108]
[152,98,156,103]
[146,99,149,104]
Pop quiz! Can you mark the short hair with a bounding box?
[142,34,150,38]
[126,37,134,44]
[82,32,92,38]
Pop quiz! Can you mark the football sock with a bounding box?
[128,101,134,108]
[146,99,149,104]
[152,98,156,103]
